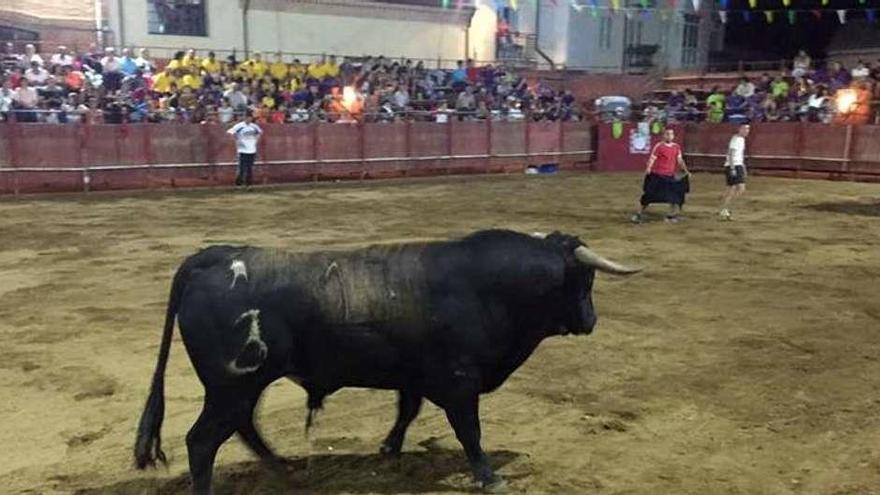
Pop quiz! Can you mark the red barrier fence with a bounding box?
[0,121,596,194]
[4,121,880,195]
[682,122,880,182]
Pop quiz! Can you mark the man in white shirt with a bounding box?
[720,124,750,220]
[134,48,154,75]
[227,111,263,189]
[49,46,74,67]
[25,61,50,85]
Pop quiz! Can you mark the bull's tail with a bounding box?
[134,266,187,469]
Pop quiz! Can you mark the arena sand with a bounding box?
[0,173,878,495]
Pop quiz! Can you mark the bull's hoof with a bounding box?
[379,443,402,458]
[476,475,507,492]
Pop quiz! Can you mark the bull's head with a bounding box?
[533,231,640,335]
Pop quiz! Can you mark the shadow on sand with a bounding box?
[74,447,524,495]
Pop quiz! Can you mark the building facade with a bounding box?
[511,0,719,73]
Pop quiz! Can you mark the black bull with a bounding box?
[134,229,640,493]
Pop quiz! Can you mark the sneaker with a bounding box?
[630,213,643,224]
[720,209,732,221]
[664,215,680,224]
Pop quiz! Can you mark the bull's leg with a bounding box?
[236,390,281,464]
[186,393,241,495]
[443,396,502,490]
[380,391,423,456]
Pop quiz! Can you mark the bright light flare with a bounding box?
[835,89,857,114]
[342,86,357,111]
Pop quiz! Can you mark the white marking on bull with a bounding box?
[229,260,248,289]
[324,261,339,279]
[226,309,268,375]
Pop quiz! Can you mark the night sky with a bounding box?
[721,0,877,59]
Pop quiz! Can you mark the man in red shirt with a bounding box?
[631,128,690,223]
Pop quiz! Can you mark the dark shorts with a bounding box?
[726,165,747,186]
[640,173,690,208]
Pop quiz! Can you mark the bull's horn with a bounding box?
[574,246,641,275]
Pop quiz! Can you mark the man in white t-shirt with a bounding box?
[720,124,750,220]
[227,111,263,189]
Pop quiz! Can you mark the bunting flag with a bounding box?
[591,5,599,16]
[764,10,774,22]
[811,9,821,20]
[691,0,700,11]
[719,0,729,9]
[719,10,728,23]
[442,0,450,7]
[837,9,847,23]
[742,10,751,21]
[625,8,634,18]
[571,0,585,12]
[641,7,652,18]
[590,0,598,8]
[749,0,757,8]
[782,0,790,7]
[661,9,670,20]
[868,9,877,22]
[509,0,517,10]
[640,0,649,8]
[611,0,620,11]
[788,10,796,24]
[859,0,866,4]
[456,0,463,8]
[668,0,676,8]
[821,0,828,4]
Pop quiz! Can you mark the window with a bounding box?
[598,18,613,50]
[681,14,699,67]
[626,20,644,47]
[147,0,207,36]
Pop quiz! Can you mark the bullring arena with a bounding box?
[1,170,879,494]
[5,0,880,491]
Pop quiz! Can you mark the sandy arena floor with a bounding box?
[1,173,879,495]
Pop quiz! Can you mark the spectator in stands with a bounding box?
[0,79,13,121]
[12,78,39,122]
[734,77,755,98]
[829,62,851,91]
[851,60,870,80]
[23,44,43,67]
[706,87,725,123]
[792,50,811,78]
[770,74,789,100]
[25,61,50,86]
[805,86,829,122]
[2,42,20,71]
[49,46,74,68]
[120,48,139,76]
[134,48,154,75]
[756,73,772,93]
[456,85,476,120]
[102,47,123,92]
[725,91,749,123]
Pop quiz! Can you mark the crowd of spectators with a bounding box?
[649,50,879,125]
[0,42,584,125]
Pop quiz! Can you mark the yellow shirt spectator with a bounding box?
[152,71,176,93]
[166,59,183,71]
[289,78,302,92]
[201,58,222,75]
[180,73,202,90]
[270,61,288,81]
[261,95,276,109]
[322,62,340,78]
[247,59,268,79]
[290,63,306,79]
[182,53,200,70]
[307,62,325,80]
